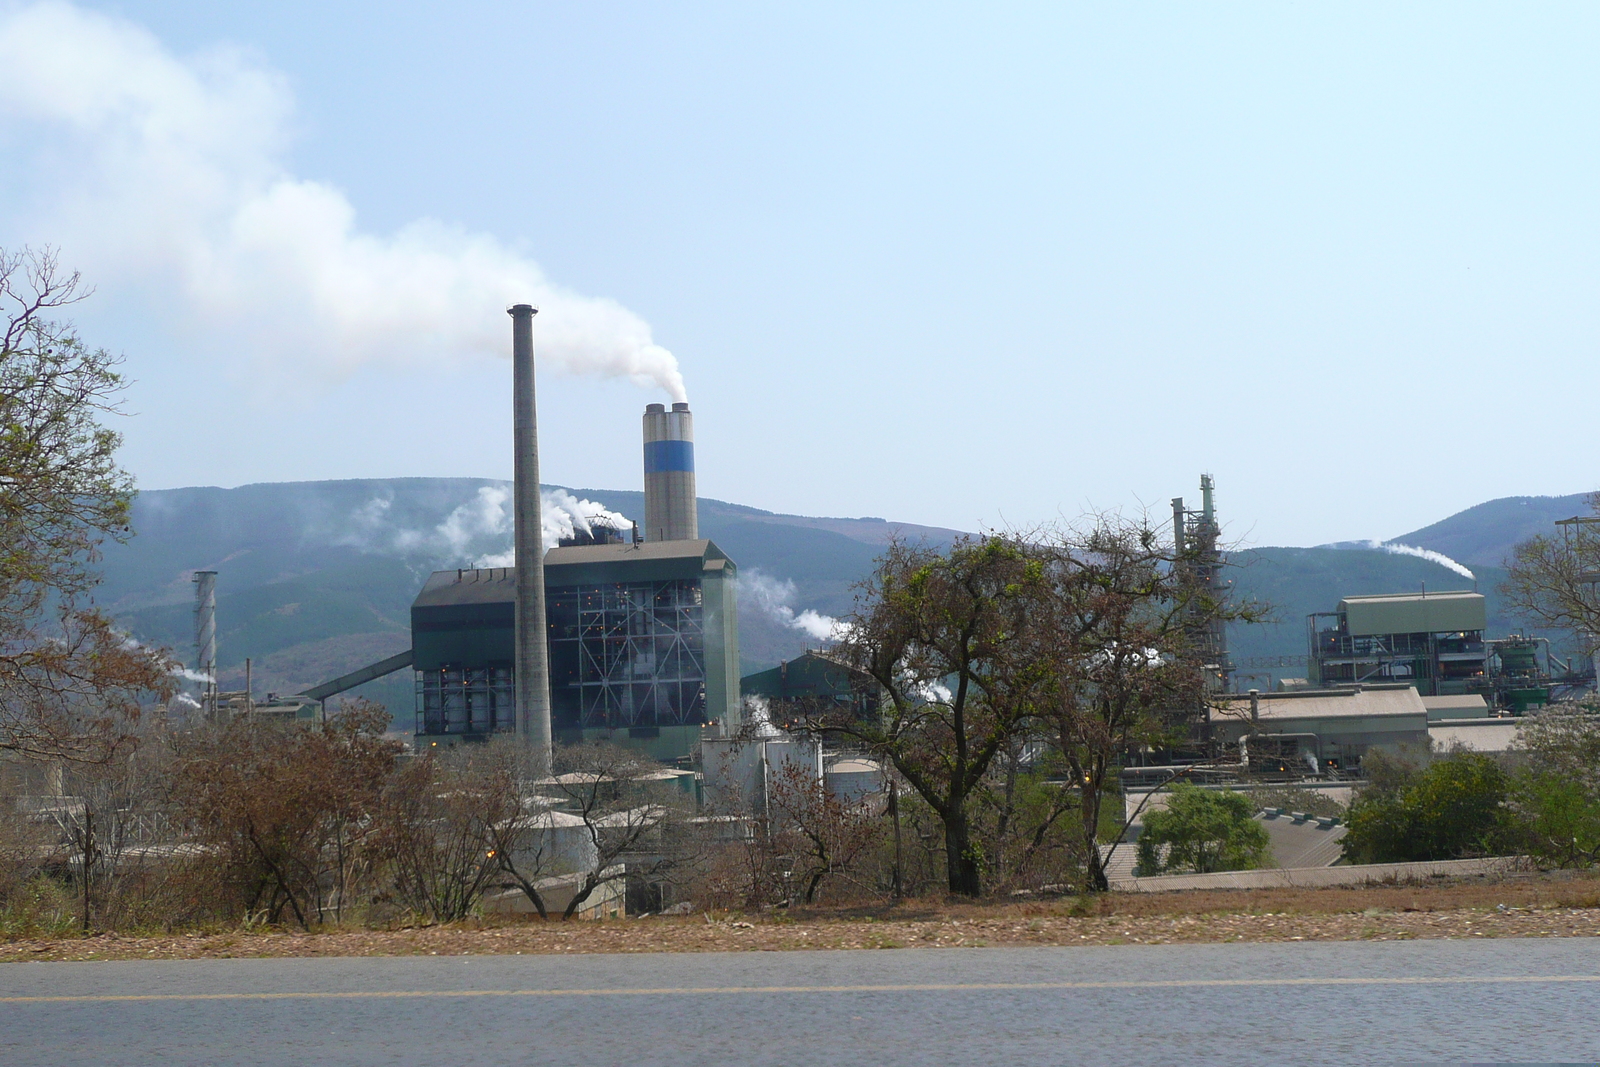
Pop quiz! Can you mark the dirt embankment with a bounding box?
[6,872,1599,963]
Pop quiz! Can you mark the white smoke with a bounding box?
[0,2,687,400]
[738,570,843,643]
[338,485,629,566]
[172,667,213,684]
[1368,541,1475,580]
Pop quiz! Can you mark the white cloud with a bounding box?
[0,1,687,399]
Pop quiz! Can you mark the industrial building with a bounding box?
[740,650,883,725]
[1308,590,1488,696]
[408,396,740,761]
[1303,589,1582,712]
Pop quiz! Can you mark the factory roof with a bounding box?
[1215,685,1428,724]
[544,539,730,568]
[1336,590,1486,636]
[413,540,735,610]
[413,567,516,608]
[1421,694,1491,720]
[1427,720,1522,753]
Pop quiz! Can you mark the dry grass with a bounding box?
[5,869,1599,962]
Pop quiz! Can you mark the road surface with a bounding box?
[1,939,1596,1065]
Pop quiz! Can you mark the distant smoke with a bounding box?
[0,2,688,401]
[739,570,842,643]
[172,667,213,684]
[1369,541,1475,580]
[339,485,629,566]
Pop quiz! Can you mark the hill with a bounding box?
[104,479,963,714]
[102,479,1588,721]
[1391,492,1593,569]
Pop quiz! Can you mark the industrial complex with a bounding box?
[167,307,1597,875]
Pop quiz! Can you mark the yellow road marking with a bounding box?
[3,974,1599,1004]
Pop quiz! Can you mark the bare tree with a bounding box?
[763,760,885,905]
[377,745,519,923]
[1503,493,1600,650]
[171,700,399,928]
[0,247,174,761]
[545,743,697,920]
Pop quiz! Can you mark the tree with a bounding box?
[0,247,173,760]
[171,700,399,928]
[1508,707,1600,868]
[543,742,697,920]
[1342,750,1512,864]
[378,742,521,923]
[763,760,886,905]
[1502,494,1600,652]
[828,535,1048,896]
[1134,783,1271,875]
[1031,517,1245,891]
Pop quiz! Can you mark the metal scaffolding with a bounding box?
[547,579,708,729]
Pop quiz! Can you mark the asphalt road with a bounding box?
[1,939,1597,1066]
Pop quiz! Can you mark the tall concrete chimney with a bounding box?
[192,570,216,675]
[509,304,553,770]
[643,401,697,541]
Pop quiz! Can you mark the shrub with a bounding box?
[1342,750,1511,864]
[1134,783,1271,875]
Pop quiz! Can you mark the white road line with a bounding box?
[3,974,1600,1003]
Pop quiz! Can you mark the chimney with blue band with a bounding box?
[643,401,697,541]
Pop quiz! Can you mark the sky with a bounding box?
[1,1,1597,547]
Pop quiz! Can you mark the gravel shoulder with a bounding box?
[6,871,1599,963]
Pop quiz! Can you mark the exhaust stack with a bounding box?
[643,401,697,541]
[509,304,553,770]
[193,570,216,683]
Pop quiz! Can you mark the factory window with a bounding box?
[415,664,515,736]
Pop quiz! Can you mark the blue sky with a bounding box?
[1,2,1596,546]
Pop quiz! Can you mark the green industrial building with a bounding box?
[1308,590,1487,696]
[740,650,882,726]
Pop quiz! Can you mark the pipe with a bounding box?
[643,401,698,541]
[1248,688,1259,722]
[509,304,553,771]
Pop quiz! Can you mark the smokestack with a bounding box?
[192,571,216,684]
[643,401,697,541]
[509,304,553,770]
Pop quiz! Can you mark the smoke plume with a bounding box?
[0,2,687,400]
[738,570,842,643]
[1368,541,1475,580]
[338,485,628,566]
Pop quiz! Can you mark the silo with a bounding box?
[643,401,698,542]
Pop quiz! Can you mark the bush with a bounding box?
[1134,783,1271,876]
[1342,751,1512,864]
[1509,709,1600,868]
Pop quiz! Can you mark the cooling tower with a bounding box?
[509,304,553,768]
[643,401,697,542]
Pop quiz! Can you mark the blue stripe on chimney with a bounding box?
[644,439,695,474]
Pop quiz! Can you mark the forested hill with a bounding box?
[102,479,1582,716]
